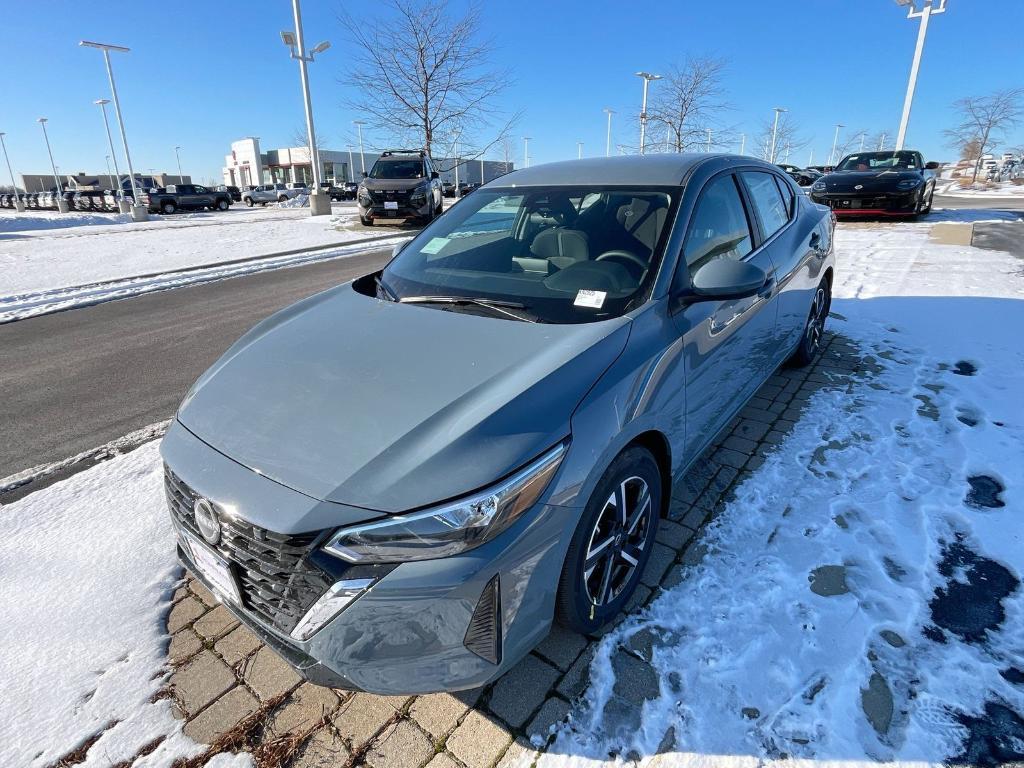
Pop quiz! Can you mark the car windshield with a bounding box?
[381,185,677,324]
[369,159,424,179]
[836,151,920,172]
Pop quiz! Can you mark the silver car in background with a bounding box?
[161,154,835,693]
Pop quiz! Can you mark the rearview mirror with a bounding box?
[680,259,768,303]
[362,171,368,178]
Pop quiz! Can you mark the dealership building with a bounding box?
[222,137,512,188]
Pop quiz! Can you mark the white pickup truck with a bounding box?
[241,183,306,207]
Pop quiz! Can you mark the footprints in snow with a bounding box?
[966,475,1006,510]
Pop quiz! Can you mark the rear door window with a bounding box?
[741,172,790,239]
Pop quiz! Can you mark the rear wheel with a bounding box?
[789,277,831,367]
[360,214,373,227]
[217,199,229,211]
[278,195,288,203]
[555,446,661,634]
[244,197,254,207]
[161,200,176,215]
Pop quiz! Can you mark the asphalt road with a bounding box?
[0,246,391,480]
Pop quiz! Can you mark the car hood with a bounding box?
[360,177,429,192]
[177,282,630,513]
[819,170,923,193]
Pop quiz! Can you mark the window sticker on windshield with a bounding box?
[574,289,606,309]
[420,237,450,255]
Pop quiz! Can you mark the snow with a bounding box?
[535,222,1024,767]
[936,180,1024,198]
[0,440,204,768]
[3,218,1023,766]
[0,203,377,298]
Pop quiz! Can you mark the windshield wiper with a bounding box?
[375,275,399,302]
[398,295,540,323]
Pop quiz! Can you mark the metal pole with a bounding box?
[480,157,484,184]
[639,79,650,154]
[706,129,712,153]
[603,108,614,157]
[354,122,366,174]
[100,49,141,209]
[0,132,24,211]
[523,137,530,168]
[577,141,583,159]
[878,132,887,151]
[174,145,183,182]
[739,133,746,155]
[95,101,122,199]
[290,0,325,205]
[830,124,844,165]
[38,119,65,207]
[770,107,786,164]
[896,0,944,151]
[809,149,814,166]
[859,133,865,152]
[453,138,459,195]
[347,147,354,181]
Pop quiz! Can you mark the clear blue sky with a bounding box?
[3,0,1022,183]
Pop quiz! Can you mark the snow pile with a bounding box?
[0,233,409,323]
[0,211,133,232]
[936,180,1024,198]
[537,222,1024,767]
[277,193,309,208]
[0,441,205,767]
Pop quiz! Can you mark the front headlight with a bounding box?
[324,442,567,564]
[897,179,922,190]
[358,187,371,206]
[812,180,827,193]
[409,183,428,204]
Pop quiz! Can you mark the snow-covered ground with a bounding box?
[937,179,1024,198]
[0,204,373,297]
[1,218,1022,766]
[539,222,1024,767]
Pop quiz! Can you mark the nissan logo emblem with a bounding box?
[193,497,221,545]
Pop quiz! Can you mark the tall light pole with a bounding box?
[706,129,713,153]
[878,132,887,151]
[769,107,787,164]
[279,0,331,216]
[353,121,367,175]
[174,145,183,183]
[79,41,145,221]
[104,154,114,189]
[603,108,615,157]
[635,72,661,155]
[346,146,354,182]
[37,118,68,213]
[577,140,583,159]
[859,133,866,152]
[739,133,746,155]
[523,136,531,168]
[895,0,946,150]
[830,123,845,165]
[808,148,814,166]
[0,132,25,212]
[93,99,123,201]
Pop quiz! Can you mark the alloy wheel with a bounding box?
[805,286,827,353]
[583,476,652,606]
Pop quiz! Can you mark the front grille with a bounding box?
[370,189,411,204]
[164,466,332,634]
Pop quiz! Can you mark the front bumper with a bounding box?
[358,191,429,220]
[810,189,922,216]
[161,419,578,694]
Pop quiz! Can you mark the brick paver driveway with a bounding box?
[165,331,873,767]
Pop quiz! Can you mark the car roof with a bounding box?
[489,154,778,187]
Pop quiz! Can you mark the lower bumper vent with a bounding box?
[464,575,502,665]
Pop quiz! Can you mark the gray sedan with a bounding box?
[161,154,835,694]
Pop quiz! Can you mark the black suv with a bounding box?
[357,150,443,226]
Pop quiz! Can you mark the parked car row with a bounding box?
[0,189,131,211]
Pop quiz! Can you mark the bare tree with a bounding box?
[645,57,728,153]
[866,129,893,152]
[755,113,808,163]
[291,125,327,151]
[340,0,518,164]
[944,88,1024,182]
[835,128,871,158]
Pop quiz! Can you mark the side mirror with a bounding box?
[392,242,406,258]
[925,161,940,170]
[431,170,439,179]
[362,171,368,178]
[678,259,768,304]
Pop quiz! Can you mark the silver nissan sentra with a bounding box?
[161,154,834,694]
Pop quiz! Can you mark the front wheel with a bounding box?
[360,214,373,226]
[555,446,661,634]
[278,195,288,203]
[217,199,229,211]
[244,198,254,207]
[161,201,176,215]
[789,277,831,367]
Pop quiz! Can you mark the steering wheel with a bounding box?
[596,250,648,282]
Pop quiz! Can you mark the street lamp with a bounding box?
[279,0,331,216]
[577,140,583,160]
[79,40,146,221]
[37,118,68,213]
[353,121,367,175]
[603,108,615,158]
[634,72,662,155]
[346,146,354,182]
[830,123,845,165]
[93,99,124,203]
[769,107,787,164]
[174,145,183,183]
[104,154,114,189]
[706,128,713,153]
[523,136,531,168]
[894,0,946,150]
[878,132,888,151]
[0,132,25,212]
[739,133,746,155]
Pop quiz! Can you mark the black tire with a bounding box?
[555,446,661,634]
[217,199,229,211]
[360,214,373,227]
[244,197,254,207]
[260,202,267,207]
[161,201,176,215]
[788,276,831,367]
[278,195,288,203]
[922,189,934,215]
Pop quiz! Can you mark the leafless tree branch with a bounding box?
[944,88,1024,182]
